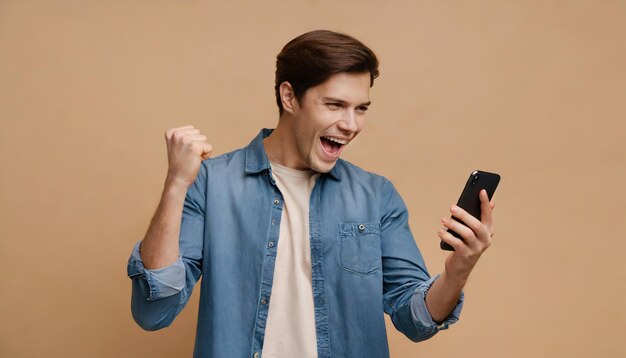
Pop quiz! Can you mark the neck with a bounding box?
[263,116,307,170]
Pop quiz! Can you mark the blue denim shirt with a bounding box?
[128,129,463,358]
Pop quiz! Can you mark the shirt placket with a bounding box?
[251,170,283,358]
[309,176,330,358]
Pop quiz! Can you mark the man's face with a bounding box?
[289,72,371,173]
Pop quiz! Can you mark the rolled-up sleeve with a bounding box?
[127,241,186,300]
[410,275,464,336]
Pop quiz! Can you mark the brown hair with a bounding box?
[274,30,379,115]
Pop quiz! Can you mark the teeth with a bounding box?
[322,136,347,145]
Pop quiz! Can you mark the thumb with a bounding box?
[200,142,213,160]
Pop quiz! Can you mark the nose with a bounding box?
[337,109,358,134]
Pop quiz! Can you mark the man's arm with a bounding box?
[426,189,495,322]
[127,125,212,331]
[380,178,460,342]
[140,125,213,269]
[139,181,187,268]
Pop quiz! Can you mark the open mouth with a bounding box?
[320,136,347,159]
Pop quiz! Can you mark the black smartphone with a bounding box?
[440,170,501,251]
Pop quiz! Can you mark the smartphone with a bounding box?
[440,170,501,251]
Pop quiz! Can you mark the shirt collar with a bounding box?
[244,128,342,181]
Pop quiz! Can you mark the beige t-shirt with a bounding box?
[261,161,319,358]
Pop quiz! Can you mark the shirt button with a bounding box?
[271,219,276,226]
[273,199,280,205]
[268,241,275,248]
[261,298,268,305]
[358,224,365,231]
[254,352,259,358]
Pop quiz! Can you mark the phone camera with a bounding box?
[471,175,479,186]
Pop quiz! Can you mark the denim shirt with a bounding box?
[127,129,463,358]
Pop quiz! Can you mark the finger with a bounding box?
[438,228,466,252]
[200,142,213,159]
[480,190,493,227]
[182,134,208,144]
[450,205,482,234]
[451,204,491,244]
[165,125,194,140]
[171,128,201,142]
[190,141,213,157]
[440,218,480,250]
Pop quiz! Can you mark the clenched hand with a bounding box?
[164,125,212,189]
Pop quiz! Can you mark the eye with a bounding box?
[356,106,369,113]
[326,103,342,110]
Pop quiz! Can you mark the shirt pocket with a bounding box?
[338,221,382,275]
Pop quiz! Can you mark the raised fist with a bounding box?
[164,125,212,188]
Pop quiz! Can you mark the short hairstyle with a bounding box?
[274,30,380,115]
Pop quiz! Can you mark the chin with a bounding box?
[309,158,336,173]
[302,144,339,173]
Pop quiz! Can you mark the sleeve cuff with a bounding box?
[127,241,186,300]
[410,274,464,333]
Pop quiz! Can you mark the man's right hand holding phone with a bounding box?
[438,189,496,285]
[425,189,496,323]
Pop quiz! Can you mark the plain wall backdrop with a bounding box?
[1,1,625,357]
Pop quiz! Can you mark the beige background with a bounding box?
[1,1,625,357]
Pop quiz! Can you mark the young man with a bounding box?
[128,30,495,358]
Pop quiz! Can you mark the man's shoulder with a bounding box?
[206,146,245,162]
[200,146,246,173]
[200,128,272,174]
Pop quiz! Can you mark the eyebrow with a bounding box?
[321,97,371,107]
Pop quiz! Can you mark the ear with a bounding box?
[279,81,298,114]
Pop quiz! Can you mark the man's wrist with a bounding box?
[163,176,190,196]
[440,270,467,291]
